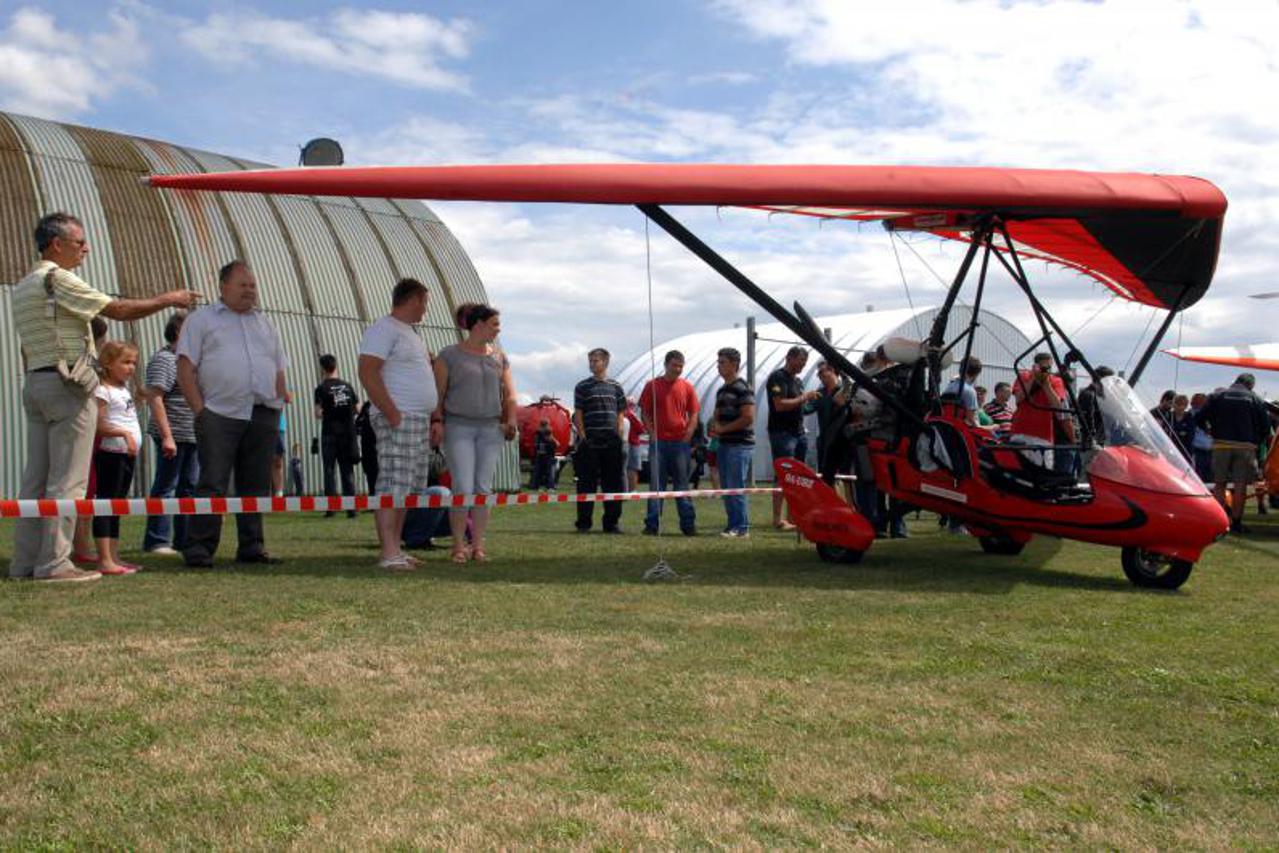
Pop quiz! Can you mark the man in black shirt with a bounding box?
[1196,373,1272,533]
[766,346,818,529]
[314,354,359,518]
[1075,366,1114,447]
[711,347,756,537]
[1150,389,1176,440]
[572,347,627,533]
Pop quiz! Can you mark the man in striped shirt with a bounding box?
[9,212,198,582]
[983,382,1014,433]
[572,348,627,533]
[141,312,199,555]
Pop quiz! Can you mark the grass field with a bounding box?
[2,495,1278,847]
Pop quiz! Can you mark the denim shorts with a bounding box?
[768,430,807,463]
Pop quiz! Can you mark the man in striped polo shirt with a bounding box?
[9,212,198,582]
[572,347,628,533]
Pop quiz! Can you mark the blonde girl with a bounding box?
[93,341,143,575]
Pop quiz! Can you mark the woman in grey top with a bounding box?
[432,304,518,563]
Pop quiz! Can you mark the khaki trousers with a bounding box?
[10,372,97,578]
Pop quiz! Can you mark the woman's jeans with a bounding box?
[443,418,504,512]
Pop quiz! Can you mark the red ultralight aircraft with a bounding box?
[146,163,1229,588]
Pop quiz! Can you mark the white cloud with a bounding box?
[702,0,1279,381]
[0,7,148,118]
[181,0,1278,399]
[432,200,949,398]
[688,70,758,85]
[344,117,492,165]
[179,7,473,92]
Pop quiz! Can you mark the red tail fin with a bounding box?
[774,457,875,553]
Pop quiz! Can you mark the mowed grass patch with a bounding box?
[1,496,1277,846]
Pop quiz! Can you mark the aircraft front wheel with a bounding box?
[979,535,1026,556]
[816,542,864,564]
[1121,547,1193,590]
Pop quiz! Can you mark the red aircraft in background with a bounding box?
[146,163,1230,589]
[516,395,572,461]
[1165,342,1279,373]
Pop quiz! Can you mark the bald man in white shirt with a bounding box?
[177,260,288,568]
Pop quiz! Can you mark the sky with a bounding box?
[2,0,1277,400]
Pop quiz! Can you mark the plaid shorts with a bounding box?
[372,412,431,497]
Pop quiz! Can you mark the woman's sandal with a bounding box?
[471,546,488,563]
[450,546,471,564]
[97,564,134,576]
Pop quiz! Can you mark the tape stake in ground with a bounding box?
[0,488,782,519]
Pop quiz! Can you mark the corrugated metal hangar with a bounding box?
[0,110,518,497]
[616,305,1033,476]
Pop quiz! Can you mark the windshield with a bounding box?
[1085,376,1208,495]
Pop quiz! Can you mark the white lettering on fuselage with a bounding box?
[784,473,815,490]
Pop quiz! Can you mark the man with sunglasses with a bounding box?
[9,212,198,582]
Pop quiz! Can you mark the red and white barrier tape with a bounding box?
[0,487,780,519]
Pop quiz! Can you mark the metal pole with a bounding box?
[746,316,756,485]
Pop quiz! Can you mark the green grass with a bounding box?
[2,496,1278,847]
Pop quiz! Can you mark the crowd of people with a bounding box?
[8,212,521,581]
[9,211,1277,582]
[559,344,806,539]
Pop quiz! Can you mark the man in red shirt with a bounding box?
[640,350,700,535]
[1010,352,1072,469]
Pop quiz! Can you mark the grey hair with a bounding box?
[35,212,83,252]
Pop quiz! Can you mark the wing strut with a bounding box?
[924,220,995,405]
[1128,286,1190,387]
[636,204,924,429]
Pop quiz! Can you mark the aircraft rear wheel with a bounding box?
[816,542,864,564]
[1121,547,1193,590]
[979,535,1025,556]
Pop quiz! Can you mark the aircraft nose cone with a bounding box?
[1177,496,1231,556]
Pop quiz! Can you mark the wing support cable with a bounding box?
[639,214,683,581]
[895,228,1022,367]
[888,231,925,341]
[636,203,925,430]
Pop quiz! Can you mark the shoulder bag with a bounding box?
[44,268,100,396]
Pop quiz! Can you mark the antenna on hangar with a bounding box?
[299,138,344,167]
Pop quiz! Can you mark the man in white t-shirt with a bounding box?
[358,278,440,571]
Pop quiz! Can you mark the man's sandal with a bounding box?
[378,554,416,573]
